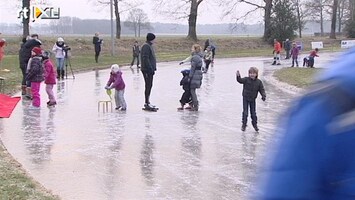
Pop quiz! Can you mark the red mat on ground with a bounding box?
[0,94,21,118]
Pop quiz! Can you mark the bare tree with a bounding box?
[330,0,339,38]
[124,8,152,37]
[306,0,332,36]
[152,0,205,41]
[292,0,307,38]
[337,0,349,33]
[219,0,273,41]
[22,0,30,37]
[91,0,140,39]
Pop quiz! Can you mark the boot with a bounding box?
[271,60,276,65]
[24,87,32,100]
[21,85,27,95]
[241,124,247,132]
[57,70,61,79]
[61,70,65,79]
[253,124,259,132]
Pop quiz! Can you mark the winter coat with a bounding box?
[19,43,26,68]
[93,36,102,53]
[309,50,319,58]
[106,71,125,90]
[274,42,282,53]
[132,44,140,57]
[290,47,299,59]
[140,41,156,74]
[52,42,66,58]
[0,40,5,61]
[26,56,44,82]
[236,76,266,101]
[180,75,190,91]
[284,40,291,50]
[44,59,56,84]
[256,47,355,200]
[22,39,42,64]
[189,52,203,89]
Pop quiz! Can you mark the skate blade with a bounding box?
[142,108,158,112]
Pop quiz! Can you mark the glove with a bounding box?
[179,62,184,65]
[262,97,266,101]
[105,86,110,90]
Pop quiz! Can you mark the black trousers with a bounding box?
[142,72,154,104]
[95,50,100,63]
[180,89,191,105]
[20,64,27,85]
[205,60,212,71]
[242,98,257,126]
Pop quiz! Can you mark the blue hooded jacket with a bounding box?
[256,47,355,200]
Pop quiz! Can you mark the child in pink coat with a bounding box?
[43,51,57,106]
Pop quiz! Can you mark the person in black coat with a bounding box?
[130,40,140,68]
[236,67,266,132]
[178,69,192,110]
[140,33,157,109]
[93,32,103,63]
[19,36,28,95]
[20,34,42,99]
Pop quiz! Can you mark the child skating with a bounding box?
[203,46,213,73]
[105,64,127,111]
[43,51,57,106]
[236,67,266,132]
[177,69,192,110]
[290,42,299,67]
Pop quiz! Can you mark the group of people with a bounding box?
[272,38,320,68]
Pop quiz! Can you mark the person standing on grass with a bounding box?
[284,39,291,59]
[236,67,266,132]
[290,42,299,67]
[272,39,282,65]
[93,32,103,63]
[130,40,140,69]
[140,33,157,109]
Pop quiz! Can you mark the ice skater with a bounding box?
[272,39,282,65]
[26,47,44,108]
[43,51,57,106]
[203,46,213,73]
[105,64,127,111]
[130,40,140,69]
[290,42,299,67]
[236,67,266,132]
[177,69,192,110]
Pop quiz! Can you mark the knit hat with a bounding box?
[32,47,42,56]
[146,33,156,41]
[110,64,120,73]
[57,37,64,42]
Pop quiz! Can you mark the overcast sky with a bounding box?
[0,0,262,25]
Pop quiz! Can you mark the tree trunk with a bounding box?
[114,0,121,39]
[320,8,324,36]
[187,0,199,41]
[330,0,338,39]
[22,0,30,37]
[296,0,302,38]
[263,0,273,41]
[138,22,141,37]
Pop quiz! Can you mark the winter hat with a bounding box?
[32,47,42,56]
[57,37,64,42]
[110,64,120,73]
[181,69,190,76]
[42,51,50,59]
[146,33,156,41]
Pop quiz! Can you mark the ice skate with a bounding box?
[241,124,247,132]
[253,124,259,132]
[143,103,158,112]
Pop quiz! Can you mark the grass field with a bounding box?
[273,67,323,88]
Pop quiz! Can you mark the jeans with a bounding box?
[142,72,154,104]
[292,57,299,67]
[56,58,65,70]
[242,98,257,126]
[46,84,56,103]
[31,82,41,107]
[115,89,127,109]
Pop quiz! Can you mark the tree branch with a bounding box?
[240,0,264,9]
[197,0,204,6]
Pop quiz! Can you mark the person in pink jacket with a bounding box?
[43,51,57,106]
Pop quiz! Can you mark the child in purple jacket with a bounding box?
[290,42,299,67]
[105,64,127,111]
[43,51,57,106]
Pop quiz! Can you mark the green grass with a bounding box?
[0,144,60,200]
[273,67,323,88]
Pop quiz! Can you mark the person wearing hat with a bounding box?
[21,33,42,99]
[52,37,66,79]
[26,47,44,107]
[140,32,157,109]
[105,64,127,111]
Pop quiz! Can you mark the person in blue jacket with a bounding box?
[255,47,355,199]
